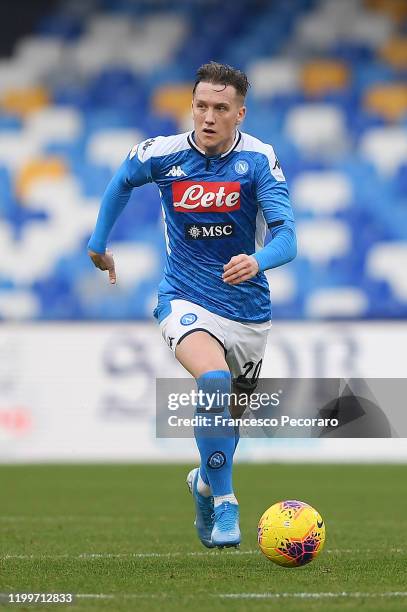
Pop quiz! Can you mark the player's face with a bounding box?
[192,82,246,156]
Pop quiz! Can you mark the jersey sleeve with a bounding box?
[87,137,159,253]
[251,145,297,271]
[124,137,162,186]
[255,145,294,226]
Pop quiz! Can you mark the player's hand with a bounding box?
[88,249,117,284]
[222,254,259,285]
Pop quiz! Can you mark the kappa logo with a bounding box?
[165,165,187,178]
[172,181,241,212]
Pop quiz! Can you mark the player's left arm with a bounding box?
[223,148,296,285]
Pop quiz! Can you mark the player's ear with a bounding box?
[236,105,246,125]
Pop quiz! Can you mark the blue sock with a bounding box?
[200,424,239,487]
[199,465,210,486]
[194,370,235,497]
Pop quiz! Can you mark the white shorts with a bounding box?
[160,299,271,388]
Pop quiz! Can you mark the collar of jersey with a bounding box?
[187,130,242,159]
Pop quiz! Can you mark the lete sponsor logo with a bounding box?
[172,181,240,212]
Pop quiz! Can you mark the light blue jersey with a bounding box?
[88,130,296,323]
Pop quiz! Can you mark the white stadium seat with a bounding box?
[0,290,40,320]
[0,132,41,171]
[265,268,297,303]
[25,107,83,145]
[123,15,187,72]
[292,171,352,213]
[295,0,392,51]
[70,36,124,75]
[15,36,64,79]
[297,219,351,263]
[345,12,394,48]
[100,242,159,288]
[285,104,348,156]
[247,59,300,98]
[306,287,368,317]
[87,14,133,40]
[359,127,407,177]
[295,12,340,50]
[24,176,82,212]
[144,14,188,49]
[366,242,407,302]
[86,129,143,171]
[0,59,38,89]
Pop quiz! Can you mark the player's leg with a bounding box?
[176,331,240,547]
[225,319,271,457]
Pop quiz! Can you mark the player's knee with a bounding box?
[196,370,232,414]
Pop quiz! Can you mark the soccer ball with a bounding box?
[257,500,325,567]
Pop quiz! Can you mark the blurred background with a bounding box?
[0,0,406,462]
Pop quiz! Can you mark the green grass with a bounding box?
[0,464,406,612]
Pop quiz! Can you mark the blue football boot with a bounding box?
[211,501,241,548]
[186,468,215,549]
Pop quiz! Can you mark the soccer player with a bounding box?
[88,62,296,548]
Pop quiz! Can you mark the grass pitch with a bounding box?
[1,463,406,611]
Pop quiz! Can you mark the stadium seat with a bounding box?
[295,11,341,51]
[25,107,83,145]
[365,0,407,24]
[14,36,64,80]
[344,11,394,48]
[0,289,40,320]
[363,83,407,122]
[366,242,407,302]
[87,14,133,40]
[297,219,351,264]
[153,84,193,123]
[0,59,38,89]
[285,104,348,156]
[264,268,297,304]
[1,87,49,116]
[292,171,352,214]
[359,126,407,176]
[306,287,368,318]
[86,128,143,171]
[0,132,42,172]
[380,37,407,70]
[301,60,350,97]
[247,59,300,99]
[16,158,67,199]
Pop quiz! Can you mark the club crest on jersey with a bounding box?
[165,165,187,178]
[234,159,249,175]
[172,182,240,212]
[180,313,198,326]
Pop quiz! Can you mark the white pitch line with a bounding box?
[218,592,407,600]
[1,549,257,561]
[2,547,405,561]
[0,516,140,522]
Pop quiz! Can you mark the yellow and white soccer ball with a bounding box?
[257,500,326,567]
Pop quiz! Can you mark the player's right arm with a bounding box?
[87,140,155,283]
